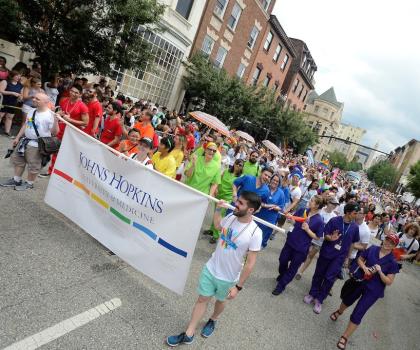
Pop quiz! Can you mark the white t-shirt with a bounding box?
[206,214,262,282]
[289,185,302,202]
[44,82,59,105]
[397,234,419,254]
[132,155,153,169]
[25,108,55,147]
[312,209,336,246]
[350,222,371,259]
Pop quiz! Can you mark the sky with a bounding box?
[273,0,420,153]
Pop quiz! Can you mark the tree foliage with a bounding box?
[0,0,165,80]
[326,151,363,171]
[407,160,420,198]
[367,160,397,189]
[183,54,317,153]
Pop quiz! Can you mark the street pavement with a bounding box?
[0,134,419,350]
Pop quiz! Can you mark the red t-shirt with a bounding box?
[186,134,195,151]
[100,115,122,149]
[84,100,103,136]
[57,98,89,139]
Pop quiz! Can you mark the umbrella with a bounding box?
[189,111,230,137]
[235,130,255,144]
[262,140,282,156]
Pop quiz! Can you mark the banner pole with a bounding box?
[54,116,286,233]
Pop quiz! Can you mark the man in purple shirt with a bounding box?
[272,195,325,295]
[304,203,360,314]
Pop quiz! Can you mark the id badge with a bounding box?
[334,244,341,251]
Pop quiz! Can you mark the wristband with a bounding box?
[235,284,243,291]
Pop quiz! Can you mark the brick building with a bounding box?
[281,38,317,112]
[245,15,296,100]
[190,0,276,81]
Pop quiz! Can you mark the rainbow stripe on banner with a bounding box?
[53,168,188,258]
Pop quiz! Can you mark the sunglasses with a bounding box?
[206,148,217,153]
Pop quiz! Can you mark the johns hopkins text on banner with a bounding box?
[44,127,209,294]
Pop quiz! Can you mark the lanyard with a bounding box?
[226,216,252,243]
[342,220,351,236]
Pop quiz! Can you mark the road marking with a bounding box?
[2,298,122,350]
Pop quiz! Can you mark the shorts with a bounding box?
[11,145,42,174]
[197,266,236,301]
[311,243,321,250]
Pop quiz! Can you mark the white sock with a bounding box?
[14,176,22,182]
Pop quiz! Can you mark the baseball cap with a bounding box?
[139,137,153,148]
[329,196,339,205]
[386,233,399,246]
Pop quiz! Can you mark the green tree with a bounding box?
[407,160,420,198]
[327,151,348,169]
[0,0,165,80]
[367,160,397,189]
[183,54,317,152]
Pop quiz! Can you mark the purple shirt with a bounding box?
[350,245,399,298]
[320,216,359,259]
[286,208,325,254]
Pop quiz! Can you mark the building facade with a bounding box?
[190,0,276,82]
[388,139,420,193]
[304,87,343,161]
[110,0,206,110]
[280,38,316,112]
[244,15,296,100]
[304,87,365,162]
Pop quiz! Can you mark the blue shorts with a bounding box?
[197,266,236,301]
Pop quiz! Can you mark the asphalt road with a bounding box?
[0,134,419,350]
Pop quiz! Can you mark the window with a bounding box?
[251,67,262,86]
[227,3,242,31]
[260,0,271,10]
[292,79,300,93]
[262,74,271,87]
[301,54,307,68]
[280,54,289,70]
[214,46,228,68]
[330,111,335,118]
[273,44,282,62]
[201,35,214,56]
[176,0,194,19]
[273,82,279,92]
[263,31,273,51]
[236,63,246,78]
[298,85,304,98]
[314,105,319,113]
[247,26,259,49]
[302,89,308,102]
[214,0,228,17]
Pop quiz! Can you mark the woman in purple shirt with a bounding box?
[332,233,400,349]
[272,195,325,295]
[304,203,360,314]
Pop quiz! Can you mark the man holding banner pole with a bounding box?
[166,191,263,347]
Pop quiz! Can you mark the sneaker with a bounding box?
[303,294,314,305]
[272,288,282,296]
[0,178,22,187]
[209,237,217,244]
[203,230,213,236]
[38,173,50,178]
[14,182,34,191]
[166,332,194,347]
[313,300,322,314]
[295,273,302,280]
[201,319,216,338]
[270,233,276,240]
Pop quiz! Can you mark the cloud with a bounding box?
[273,0,420,152]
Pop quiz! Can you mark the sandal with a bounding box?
[337,336,348,349]
[330,309,342,321]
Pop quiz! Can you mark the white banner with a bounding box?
[44,126,209,295]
